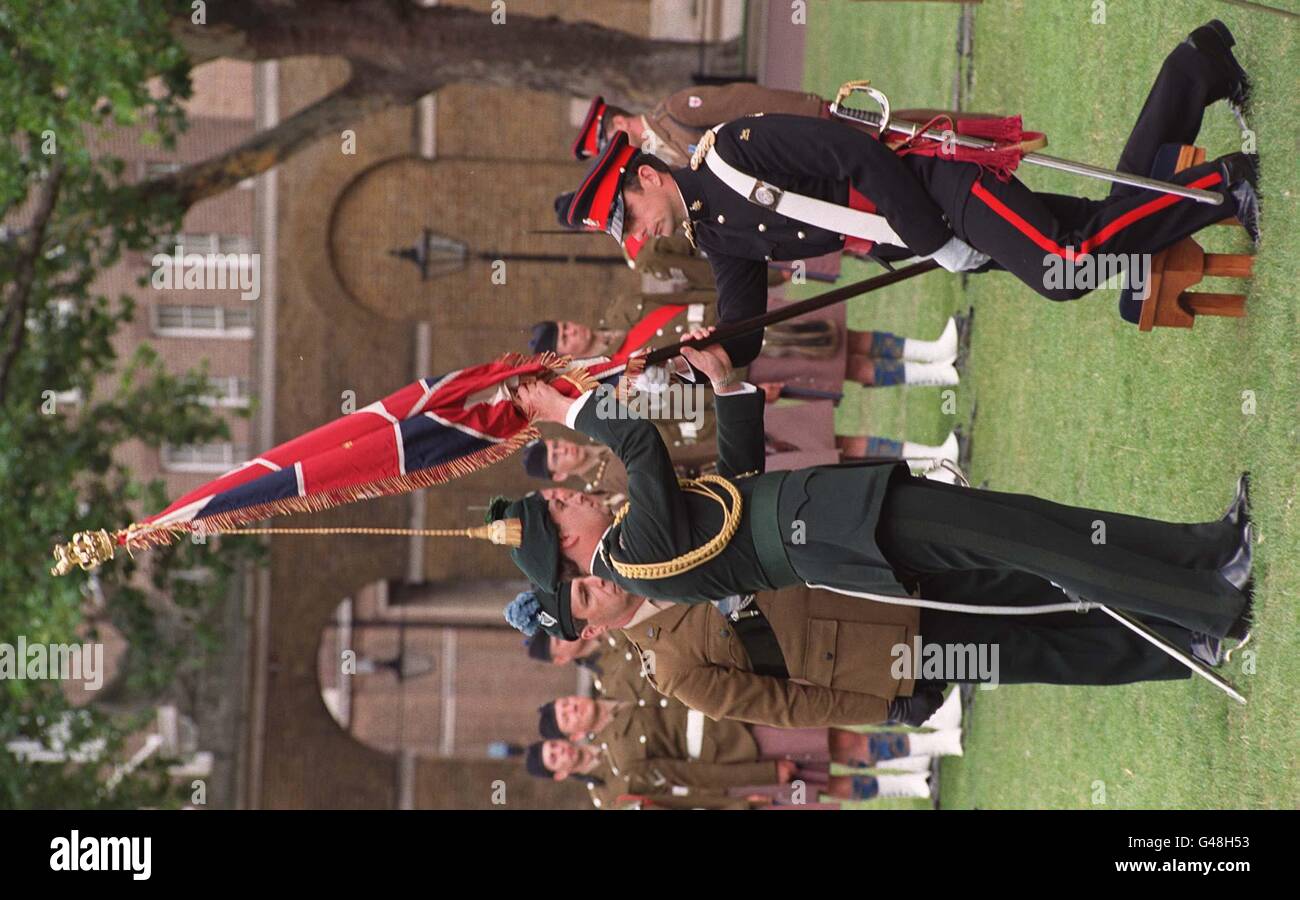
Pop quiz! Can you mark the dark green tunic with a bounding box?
[572,384,910,603]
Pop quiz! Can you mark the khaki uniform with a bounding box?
[633,234,718,290]
[592,293,720,459]
[586,630,656,704]
[641,84,828,167]
[623,585,920,729]
[581,764,629,811]
[591,699,778,797]
[628,793,753,810]
[570,445,629,506]
[634,233,785,292]
[581,774,751,810]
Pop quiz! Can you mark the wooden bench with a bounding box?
[1117,145,1252,331]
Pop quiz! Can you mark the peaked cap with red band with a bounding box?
[564,130,638,245]
[572,96,609,160]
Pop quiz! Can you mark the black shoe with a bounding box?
[1227,605,1253,642]
[1190,632,1224,667]
[1216,153,1261,245]
[1186,19,1250,109]
[1232,180,1261,246]
[955,307,974,348]
[888,684,947,726]
[1221,471,1251,528]
[1220,151,1259,191]
[1219,521,1255,644]
[952,424,973,472]
[1218,521,1254,591]
[954,308,974,371]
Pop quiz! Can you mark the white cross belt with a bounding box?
[701,137,906,248]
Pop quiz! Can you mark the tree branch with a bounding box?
[146,70,423,207]
[178,0,738,108]
[0,162,66,405]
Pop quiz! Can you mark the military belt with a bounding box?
[725,472,796,680]
[727,595,789,679]
[749,471,798,588]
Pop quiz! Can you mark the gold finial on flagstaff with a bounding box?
[482,517,523,547]
[50,529,115,577]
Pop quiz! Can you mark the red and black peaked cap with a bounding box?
[564,130,638,244]
[571,96,609,160]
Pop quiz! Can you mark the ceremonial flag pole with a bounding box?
[48,261,941,576]
[640,259,940,366]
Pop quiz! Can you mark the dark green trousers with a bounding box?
[876,478,1246,638]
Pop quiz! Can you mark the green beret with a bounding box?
[488,493,561,593]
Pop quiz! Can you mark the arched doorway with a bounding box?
[316,578,577,758]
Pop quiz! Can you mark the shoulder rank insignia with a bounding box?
[681,219,697,250]
[689,129,715,171]
[689,199,702,213]
[739,128,751,141]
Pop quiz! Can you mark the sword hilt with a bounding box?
[830,80,891,136]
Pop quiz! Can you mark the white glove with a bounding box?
[925,236,991,272]
[631,363,672,395]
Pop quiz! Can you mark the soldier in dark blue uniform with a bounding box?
[561,21,1258,368]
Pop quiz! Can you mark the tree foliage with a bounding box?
[0,0,260,808]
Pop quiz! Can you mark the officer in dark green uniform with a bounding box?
[495,328,1253,697]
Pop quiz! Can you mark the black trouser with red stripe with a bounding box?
[953,42,1238,301]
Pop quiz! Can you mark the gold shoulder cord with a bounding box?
[606,474,742,580]
[689,129,716,171]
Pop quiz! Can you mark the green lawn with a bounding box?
[802,0,1299,809]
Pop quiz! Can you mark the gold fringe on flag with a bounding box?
[50,425,540,576]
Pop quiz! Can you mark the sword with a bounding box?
[830,81,1224,206]
[1056,585,1247,704]
[1096,605,1247,704]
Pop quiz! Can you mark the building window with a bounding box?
[151,304,253,339]
[200,376,252,408]
[160,442,248,473]
[157,233,255,256]
[52,387,83,408]
[142,161,184,180]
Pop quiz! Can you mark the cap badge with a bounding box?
[687,95,703,108]
[538,611,558,628]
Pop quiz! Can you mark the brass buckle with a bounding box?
[729,594,760,621]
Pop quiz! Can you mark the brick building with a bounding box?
[54,0,799,809]
[242,0,762,810]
